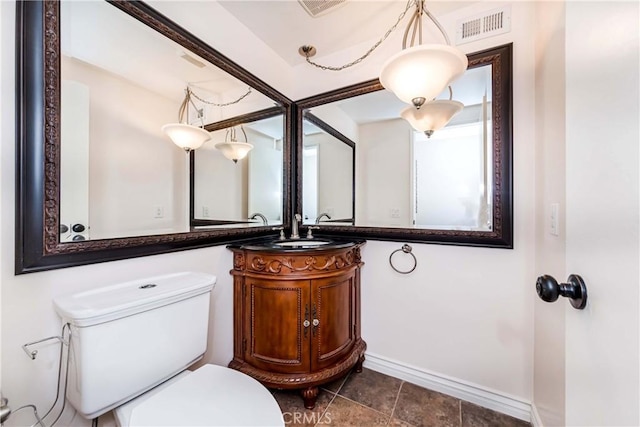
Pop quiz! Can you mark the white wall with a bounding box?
[346,0,538,404]
[304,132,353,222]
[247,129,283,223]
[565,2,639,425]
[532,2,566,426]
[62,57,188,239]
[195,130,247,221]
[358,119,413,227]
[1,0,544,424]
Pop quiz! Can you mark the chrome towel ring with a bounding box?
[389,244,417,274]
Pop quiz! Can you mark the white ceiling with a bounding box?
[218,1,476,66]
[62,1,480,137]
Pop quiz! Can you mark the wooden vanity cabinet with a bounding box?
[228,242,366,409]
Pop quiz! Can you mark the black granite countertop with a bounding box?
[226,235,366,252]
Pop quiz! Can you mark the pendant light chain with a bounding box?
[302,0,418,71]
[188,86,252,107]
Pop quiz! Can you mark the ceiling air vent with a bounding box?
[456,6,511,45]
[298,0,346,18]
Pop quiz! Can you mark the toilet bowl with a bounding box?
[53,272,284,426]
[114,365,283,426]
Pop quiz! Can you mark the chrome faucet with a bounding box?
[249,212,268,225]
[290,213,302,239]
[315,212,332,224]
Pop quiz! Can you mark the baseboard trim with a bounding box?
[530,403,544,427]
[363,352,532,423]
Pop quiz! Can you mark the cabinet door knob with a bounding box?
[312,319,319,327]
[303,320,310,328]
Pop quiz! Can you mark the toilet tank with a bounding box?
[53,272,216,420]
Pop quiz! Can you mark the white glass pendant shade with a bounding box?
[380,44,468,106]
[161,123,211,152]
[401,99,464,135]
[214,141,254,163]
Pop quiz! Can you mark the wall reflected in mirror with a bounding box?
[59,0,277,242]
[193,114,284,227]
[302,113,355,226]
[301,64,493,231]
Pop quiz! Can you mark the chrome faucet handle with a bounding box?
[271,226,285,240]
[290,213,302,239]
[306,226,320,238]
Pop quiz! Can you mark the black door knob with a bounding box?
[536,274,587,310]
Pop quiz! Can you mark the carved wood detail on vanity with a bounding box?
[228,241,366,409]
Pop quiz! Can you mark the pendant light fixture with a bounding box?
[298,0,468,103]
[162,86,253,153]
[400,86,463,137]
[214,126,254,163]
[379,1,467,110]
[161,88,211,152]
[298,0,467,130]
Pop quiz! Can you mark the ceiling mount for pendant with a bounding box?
[298,45,317,58]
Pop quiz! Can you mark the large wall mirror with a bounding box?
[16,1,291,273]
[295,44,513,248]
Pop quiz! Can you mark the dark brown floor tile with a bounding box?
[461,402,530,427]
[393,382,461,427]
[322,372,351,393]
[273,389,335,426]
[389,417,417,426]
[323,395,389,426]
[338,368,402,415]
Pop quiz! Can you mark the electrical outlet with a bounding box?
[203,206,210,218]
[390,208,400,218]
[153,206,164,219]
[550,203,559,236]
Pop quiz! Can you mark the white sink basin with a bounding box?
[273,240,331,247]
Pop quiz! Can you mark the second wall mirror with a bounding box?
[295,44,513,248]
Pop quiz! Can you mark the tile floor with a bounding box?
[272,368,531,427]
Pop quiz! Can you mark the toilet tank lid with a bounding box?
[53,272,216,327]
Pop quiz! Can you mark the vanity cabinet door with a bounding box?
[244,278,312,373]
[310,270,357,371]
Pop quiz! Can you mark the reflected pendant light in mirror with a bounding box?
[214,126,254,163]
[162,87,211,152]
[400,86,463,137]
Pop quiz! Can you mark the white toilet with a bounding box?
[53,272,284,426]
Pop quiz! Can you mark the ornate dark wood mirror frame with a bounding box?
[16,0,293,273]
[294,43,513,248]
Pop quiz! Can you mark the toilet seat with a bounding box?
[114,364,284,426]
